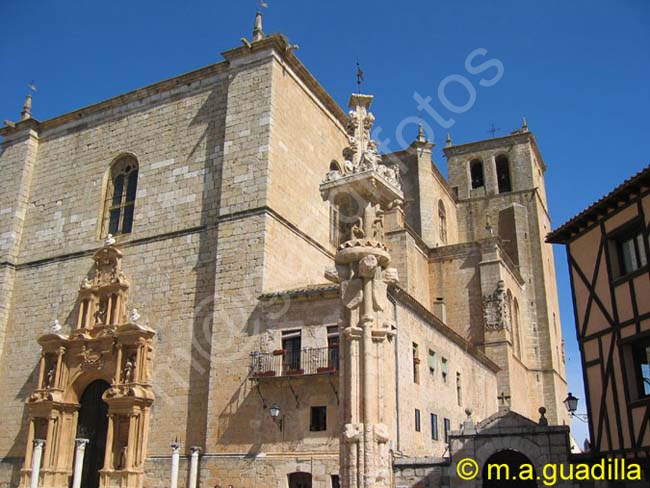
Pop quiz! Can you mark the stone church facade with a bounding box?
[0,17,568,488]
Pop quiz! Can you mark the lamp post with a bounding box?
[564,392,589,422]
[269,403,283,431]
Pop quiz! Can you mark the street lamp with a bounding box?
[564,392,588,422]
[269,403,283,430]
[564,392,579,414]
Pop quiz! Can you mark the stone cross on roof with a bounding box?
[498,391,511,406]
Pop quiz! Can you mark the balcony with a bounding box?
[250,346,339,378]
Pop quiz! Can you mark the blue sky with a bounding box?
[2,0,649,445]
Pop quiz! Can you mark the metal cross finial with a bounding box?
[259,0,268,7]
[487,124,500,138]
[28,81,37,95]
[356,60,364,93]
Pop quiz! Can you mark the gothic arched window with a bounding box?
[496,154,512,193]
[470,159,484,189]
[438,200,447,244]
[104,155,139,236]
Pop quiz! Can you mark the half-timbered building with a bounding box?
[548,165,650,468]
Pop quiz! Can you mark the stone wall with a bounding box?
[393,458,448,488]
[392,294,498,459]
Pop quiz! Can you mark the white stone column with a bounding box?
[72,438,89,488]
[30,439,45,488]
[170,441,181,488]
[188,446,201,488]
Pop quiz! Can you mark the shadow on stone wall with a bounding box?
[183,80,229,453]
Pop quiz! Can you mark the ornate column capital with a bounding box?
[75,438,89,450]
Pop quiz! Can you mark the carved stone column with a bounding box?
[170,442,181,488]
[29,439,45,488]
[321,94,403,488]
[72,438,89,488]
[188,446,201,488]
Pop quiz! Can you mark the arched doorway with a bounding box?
[76,380,110,488]
[482,449,537,487]
[288,472,312,488]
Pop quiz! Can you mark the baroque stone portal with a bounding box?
[21,242,155,488]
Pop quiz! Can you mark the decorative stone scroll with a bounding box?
[482,280,511,331]
[321,94,403,488]
[20,241,155,488]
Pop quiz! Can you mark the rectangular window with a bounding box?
[431,413,438,440]
[327,325,340,370]
[413,343,420,384]
[609,221,648,278]
[456,372,462,406]
[282,330,302,373]
[428,349,436,374]
[310,406,327,431]
[415,409,421,432]
[633,339,650,398]
[444,418,451,443]
[441,357,448,382]
[331,475,340,488]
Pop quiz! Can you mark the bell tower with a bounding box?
[444,124,568,424]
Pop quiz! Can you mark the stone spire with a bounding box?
[252,11,264,42]
[320,94,403,488]
[20,94,32,121]
[522,116,529,132]
[415,122,427,143]
[445,132,452,148]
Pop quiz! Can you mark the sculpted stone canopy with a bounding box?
[322,94,403,197]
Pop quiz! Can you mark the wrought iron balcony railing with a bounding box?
[249,346,339,378]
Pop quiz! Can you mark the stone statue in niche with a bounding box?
[119,446,128,469]
[371,210,384,241]
[44,364,56,389]
[96,300,107,325]
[122,355,136,383]
[351,217,365,239]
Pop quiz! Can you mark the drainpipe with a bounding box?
[389,291,401,453]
